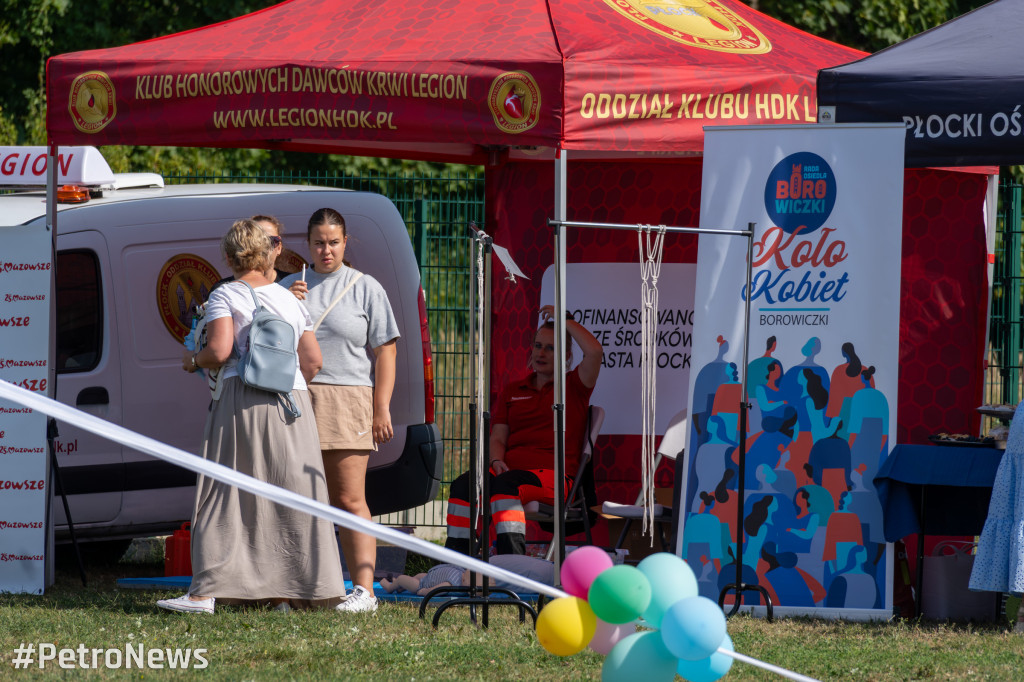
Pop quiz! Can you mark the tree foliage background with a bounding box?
[0,0,996,175]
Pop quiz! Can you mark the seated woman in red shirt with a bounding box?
[446,305,603,556]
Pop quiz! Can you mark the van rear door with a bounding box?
[53,230,124,525]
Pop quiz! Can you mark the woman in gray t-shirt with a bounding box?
[284,207,400,614]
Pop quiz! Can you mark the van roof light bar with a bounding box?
[0,146,115,187]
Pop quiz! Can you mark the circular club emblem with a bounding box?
[603,0,771,54]
[276,248,307,275]
[763,152,837,235]
[68,71,117,134]
[156,254,222,342]
[488,71,541,135]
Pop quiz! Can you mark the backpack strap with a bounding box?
[313,272,363,331]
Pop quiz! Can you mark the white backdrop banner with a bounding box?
[541,263,695,436]
[681,123,905,618]
[0,222,53,594]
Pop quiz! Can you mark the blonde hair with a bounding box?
[222,218,271,272]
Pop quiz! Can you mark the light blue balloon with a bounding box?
[602,631,678,682]
[660,596,727,661]
[677,634,734,682]
[636,553,698,628]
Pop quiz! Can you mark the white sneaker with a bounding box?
[157,594,215,614]
[335,585,377,613]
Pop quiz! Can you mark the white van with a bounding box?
[0,148,442,541]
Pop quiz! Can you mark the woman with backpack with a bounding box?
[157,219,346,614]
[284,207,400,614]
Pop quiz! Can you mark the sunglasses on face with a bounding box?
[269,236,282,246]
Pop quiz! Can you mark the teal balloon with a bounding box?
[660,596,727,661]
[588,565,652,624]
[677,634,734,682]
[636,553,698,627]
[602,631,678,682]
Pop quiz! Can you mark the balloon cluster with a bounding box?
[535,547,733,682]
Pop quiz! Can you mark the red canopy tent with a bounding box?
[45,0,990,550]
[46,0,863,160]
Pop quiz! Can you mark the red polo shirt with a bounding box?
[491,367,594,475]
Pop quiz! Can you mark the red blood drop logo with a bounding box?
[87,94,95,108]
[504,92,523,119]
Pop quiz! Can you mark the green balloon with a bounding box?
[588,565,652,624]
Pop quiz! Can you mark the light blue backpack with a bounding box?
[235,281,301,418]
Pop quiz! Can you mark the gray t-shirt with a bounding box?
[281,266,400,386]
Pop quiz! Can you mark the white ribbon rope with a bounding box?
[0,379,818,682]
[637,224,666,537]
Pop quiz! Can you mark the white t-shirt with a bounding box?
[205,280,313,391]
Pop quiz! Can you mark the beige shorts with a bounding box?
[307,384,375,451]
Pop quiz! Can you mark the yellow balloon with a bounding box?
[536,596,598,656]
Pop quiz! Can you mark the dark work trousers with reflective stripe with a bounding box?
[445,468,569,556]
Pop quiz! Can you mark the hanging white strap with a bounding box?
[313,272,363,331]
[475,243,487,499]
[638,223,666,538]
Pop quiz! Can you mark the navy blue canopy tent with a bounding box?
[816,0,1024,167]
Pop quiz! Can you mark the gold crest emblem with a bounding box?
[69,71,117,133]
[156,254,222,342]
[603,0,771,54]
[488,72,541,135]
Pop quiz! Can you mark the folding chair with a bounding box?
[524,405,605,561]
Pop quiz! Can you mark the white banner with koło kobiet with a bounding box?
[540,263,695,440]
[681,123,905,619]
[0,221,53,595]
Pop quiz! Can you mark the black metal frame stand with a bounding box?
[549,211,771,620]
[425,226,533,628]
[47,418,87,586]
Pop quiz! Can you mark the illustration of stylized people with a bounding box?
[741,496,779,571]
[781,339,831,479]
[742,407,797,491]
[706,469,739,541]
[847,366,890,481]
[807,424,854,505]
[825,544,878,609]
[780,337,830,424]
[715,495,777,606]
[690,414,738,512]
[754,359,796,435]
[772,450,799,501]
[747,336,782,405]
[690,335,738,448]
[846,463,885,546]
[822,491,865,590]
[683,510,726,582]
[826,342,874,437]
[758,541,825,608]
[788,484,834,554]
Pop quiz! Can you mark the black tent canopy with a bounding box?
[817,0,1024,167]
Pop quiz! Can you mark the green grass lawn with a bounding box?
[1,542,1022,681]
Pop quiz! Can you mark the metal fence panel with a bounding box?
[985,179,1024,430]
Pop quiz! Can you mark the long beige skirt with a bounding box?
[188,378,345,607]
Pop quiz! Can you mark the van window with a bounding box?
[56,250,102,373]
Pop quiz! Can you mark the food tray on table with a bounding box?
[977,404,1017,420]
[928,433,997,447]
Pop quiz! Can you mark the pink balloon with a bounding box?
[561,546,614,599]
[589,617,633,655]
